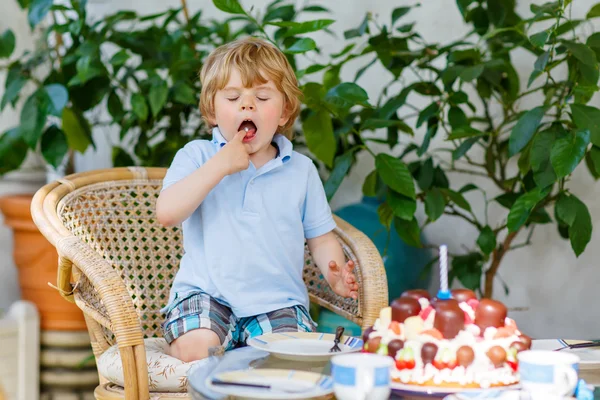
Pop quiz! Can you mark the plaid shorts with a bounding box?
[161,290,316,351]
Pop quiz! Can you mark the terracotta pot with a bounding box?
[0,194,87,331]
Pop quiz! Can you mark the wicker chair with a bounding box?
[30,167,388,400]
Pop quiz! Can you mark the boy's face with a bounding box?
[211,68,289,154]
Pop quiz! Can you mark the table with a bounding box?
[187,344,600,400]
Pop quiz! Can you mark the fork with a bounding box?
[329,326,345,352]
[555,340,600,351]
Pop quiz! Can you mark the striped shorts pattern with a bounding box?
[161,290,316,351]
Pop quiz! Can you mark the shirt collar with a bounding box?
[211,126,293,163]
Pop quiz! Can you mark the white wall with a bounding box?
[1,0,599,339]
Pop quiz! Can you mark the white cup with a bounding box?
[517,350,579,399]
[331,353,394,400]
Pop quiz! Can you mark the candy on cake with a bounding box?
[361,245,530,388]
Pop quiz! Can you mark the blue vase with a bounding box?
[335,196,432,303]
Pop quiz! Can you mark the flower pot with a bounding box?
[0,194,87,331]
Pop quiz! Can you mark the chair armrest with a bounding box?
[55,236,144,348]
[333,215,388,328]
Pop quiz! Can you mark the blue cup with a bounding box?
[518,350,579,399]
[331,353,393,400]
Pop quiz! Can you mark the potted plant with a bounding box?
[2,0,599,309]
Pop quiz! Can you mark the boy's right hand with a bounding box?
[218,130,251,175]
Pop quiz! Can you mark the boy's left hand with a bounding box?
[327,260,359,300]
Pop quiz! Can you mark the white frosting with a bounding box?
[418,297,430,310]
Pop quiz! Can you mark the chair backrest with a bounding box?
[54,171,379,341]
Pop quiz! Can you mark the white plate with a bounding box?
[390,382,520,399]
[205,368,334,399]
[532,339,600,369]
[247,331,363,361]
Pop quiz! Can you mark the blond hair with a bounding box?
[199,37,302,139]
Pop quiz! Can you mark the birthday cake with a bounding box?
[362,288,531,389]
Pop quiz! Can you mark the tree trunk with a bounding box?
[484,230,519,298]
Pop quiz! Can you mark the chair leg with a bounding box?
[134,344,150,398]
[120,346,140,400]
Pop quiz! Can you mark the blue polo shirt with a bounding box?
[161,127,336,317]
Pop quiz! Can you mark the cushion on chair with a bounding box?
[97,338,199,392]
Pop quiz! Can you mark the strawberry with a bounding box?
[507,360,518,372]
[464,311,473,325]
[389,321,402,335]
[494,327,515,339]
[421,328,444,340]
[432,359,445,370]
[505,318,517,329]
[420,305,434,320]
[446,359,458,369]
[404,358,416,369]
[396,359,407,370]
[467,299,479,310]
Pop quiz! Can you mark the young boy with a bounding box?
[156,37,358,362]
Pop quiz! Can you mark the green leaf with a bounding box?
[303,5,329,12]
[557,194,593,256]
[416,158,434,191]
[452,137,478,160]
[550,129,590,179]
[61,107,92,153]
[451,253,483,291]
[0,128,28,175]
[424,188,446,221]
[570,198,592,257]
[1,73,25,112]
[460,64,484,81]
[530,127,560,188]
[362,170,378,196]
[28,0,53,27]
[109,50,130,67]
[388,190,417,220]
[529,30,549,48]
[44,84,68,116]
[324,150,354,200]
[113,147,135,167]
[19,90,48,149]
[518,141,532,175]
[448,106,468,129]
[263,5,294,22]
[173,83,197,105]
[0,30,16,59]
[107,91,124,120]
[441,189,472,212]
[459,183,478,193]
[447,127,485,140]
[285,38,316,54]
[41,125,68,168]
[392,7,411,26]
[131,93,149,121]
[302,109,335,167]
[571,104,600,146]
[416,102,440,128]
[588,3,600,18]
[324,82,369,115]
[563,41,598,67]
[375,154,416,199]
[394,217,422,247]
[587,145,600,178]
[528,51,550,87]
[269,19,335,37]
[149,80,168,117]
[555,193,578,227]
[477,226,496,255]
[507,187,550,232]
[377,202,394,229]
[508,106,546,157]
[212,0,246,15]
